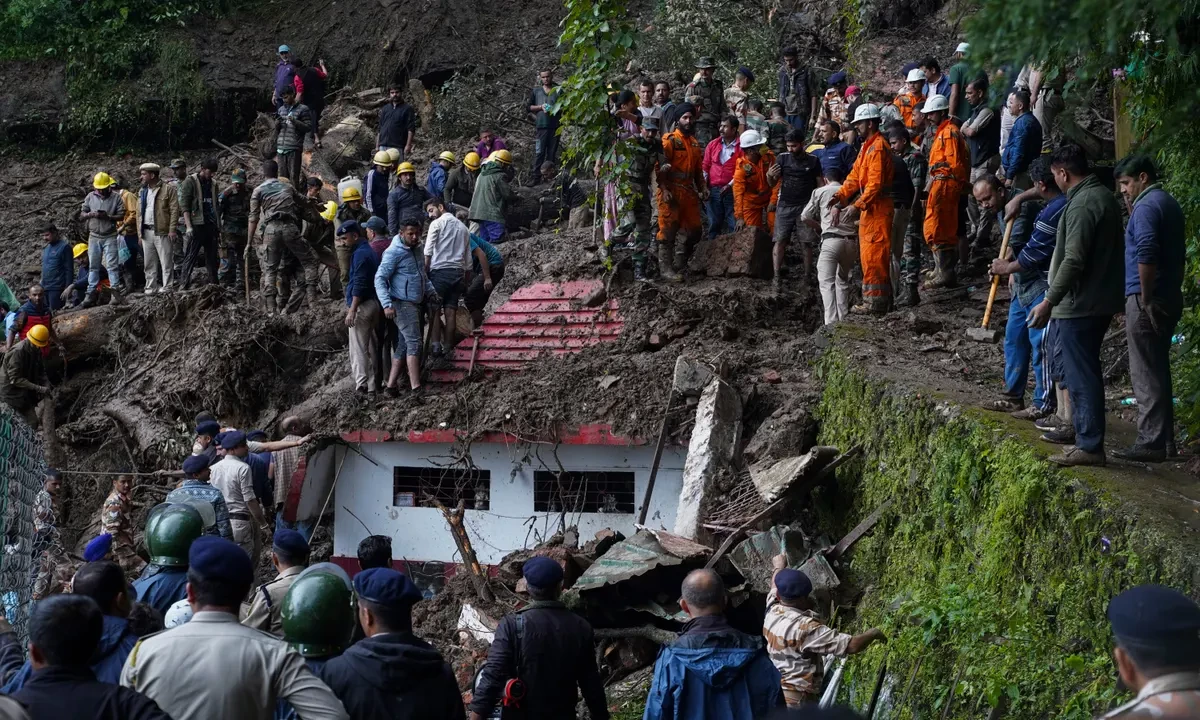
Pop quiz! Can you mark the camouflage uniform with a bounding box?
[100,488,145,576]
[218,185,252,286]
[897,146,929,288]
[1097,673,1200,719]
[32,541,75,601]
[610,138,666,268]
[685,77,724,145]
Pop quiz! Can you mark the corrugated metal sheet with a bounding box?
[574,530,690,592]
[432,279,624,383]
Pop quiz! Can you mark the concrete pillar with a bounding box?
[673,377,742,539]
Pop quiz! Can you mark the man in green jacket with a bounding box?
[1028,144,1124,467]
[468,151,514,244]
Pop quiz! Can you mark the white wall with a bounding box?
[332,441,687,565]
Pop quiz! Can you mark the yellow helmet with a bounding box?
[488,149,513,166]
[92,172,116,189]
[72,243,89,259]
[395,161,416,175]
[320,201,338,221]
[438,151,457,164]
[373,150,394,167]
[26,325,49,348]
[385,148,402,165]
[341,186,362,202]
[463,152,481,170]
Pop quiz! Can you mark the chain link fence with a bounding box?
[0,406,44,645]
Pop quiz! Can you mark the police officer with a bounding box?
[470,557,609,720]
[319,568,464,719]
[1099,584,1200,718]
[121,536,348,720]
[241,529,309,637]
[276,565,358,720]
[132,504,204,617]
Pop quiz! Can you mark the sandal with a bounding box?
[983,397,1023,412]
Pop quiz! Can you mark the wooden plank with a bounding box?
[828,498,893,560]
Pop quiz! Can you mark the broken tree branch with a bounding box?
[594,625,677,645]
[433,498,494,603]
[827,498,893,560]
[212,138,254,162]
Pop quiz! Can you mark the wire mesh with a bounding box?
[0,405,44,645]
[703,467,768,529]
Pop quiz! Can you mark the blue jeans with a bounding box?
[1053,314,1112,454]
[275,513,314,542]
[706,186,735,239]
[786,115,807,137]
[87,233,121,292]
[1004,289,1052,410]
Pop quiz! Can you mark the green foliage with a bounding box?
[816,355,1197,718]
[639,0,781,90]
[0,0,228,139]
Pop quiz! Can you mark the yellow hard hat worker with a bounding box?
[72,243,89,259]
[463,152,481,171]
[26,325,49,348]
[438,151,457,164]
[395,161,416,176]
[373,150,394,167]
[341,186,363,203]
[385,148,402,165]
[488,149,513,166]
[92,172,116,190]
[320,201,338,222]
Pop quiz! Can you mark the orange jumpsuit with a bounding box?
[834,132,895,304]
[733,149,780,232]
[893,90,925,130]
[657,129,704,241]
[923,118,969,250]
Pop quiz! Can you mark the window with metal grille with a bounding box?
[532,471,636,514]
[392,466,491,510]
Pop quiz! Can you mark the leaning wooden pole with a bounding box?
[435,499,494,603]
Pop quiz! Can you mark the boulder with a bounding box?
[689,227,772,279]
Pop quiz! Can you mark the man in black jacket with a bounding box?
[13,594,171,720]
[320,568,463,719]
[469,557,609,720]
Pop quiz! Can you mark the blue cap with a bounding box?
[775,569,813,600]
[220,430,247,450]
[246,429,268,442]
[1108,585,1200,655]
[522,556,564,589]
[364,216,387,233]
[337,220,361,237]
[354,567,423,609]
[278,45,290,53]
[83,534,113,562]
[182,455,211,476]
[273,529,309,557]
[828,71,847,86]
[189,536,254,588]
[736,66,755,84]
[900,62,919,77]
[196,420,220,437]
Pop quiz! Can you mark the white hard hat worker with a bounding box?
[921,95,950,114]
[906,68,925,83]
[738,129,766,149]
[851,103,882,125]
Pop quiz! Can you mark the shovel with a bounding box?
[467,328,484,376]
[965,216,1015,343]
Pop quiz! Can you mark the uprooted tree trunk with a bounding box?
[100,399,176,463]
[434,499,494,603]
[304,113,375,189]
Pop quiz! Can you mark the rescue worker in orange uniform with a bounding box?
[830,104,895,314]
[893,68,926,133]
[732,129,780,233]
[921,93,969,288]
[658,103,707,282]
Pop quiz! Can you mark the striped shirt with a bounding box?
[762,588,852,705]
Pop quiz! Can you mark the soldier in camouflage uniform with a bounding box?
[218,169,252,288]
[1100,584,1200,719]
[609,117,667,281]
[890,129,928,306]
[99,473,145,576]
[685,58,725,146]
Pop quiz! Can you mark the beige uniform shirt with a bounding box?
[1098,672,1200,719]
[762,588,852,705]
[241,565,303,637]
[209,455,255,517]
[121,611,348,720]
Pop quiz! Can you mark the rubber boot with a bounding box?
[108,284,125,306]
[869,295,894,315]
[633,259,648,282]
[657,242,681,283]
[896,283,920,308]
[80,291,97,309]
[925,248,959,289]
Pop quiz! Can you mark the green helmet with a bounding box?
[145,503,204,567]
[282,565,356,658]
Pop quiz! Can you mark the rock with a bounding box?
[744,403,818,462]
[762,370,782,384]
[689,227,773,279]
[672,356,714,398]
[644,332,666,351]
[581,285,607,307]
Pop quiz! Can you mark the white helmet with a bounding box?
[164,598,194,629]
[906,68,925,83]
[852,104,882,124]
[922,94,950,113]
[739,129,766,148]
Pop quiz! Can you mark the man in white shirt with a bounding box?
[801,167,859,325]
[423,197,471,362]
[207,431,268,562]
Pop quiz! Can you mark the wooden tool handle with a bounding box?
[980,216,1016,329]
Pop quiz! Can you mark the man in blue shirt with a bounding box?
[999,89,1042,190]
[977,157,1065,420]
[40,224,73,311]
[166,454,233,539]
[813,120,856,179]
[920,55,951,99]
[342,221,381,394]
[245,430,273,509]
[1113,155,1185,462]
[465,228,504,328]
